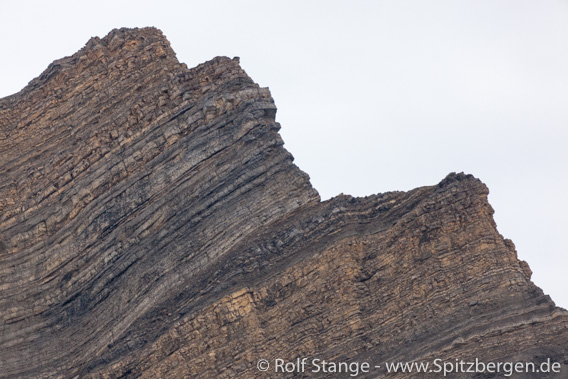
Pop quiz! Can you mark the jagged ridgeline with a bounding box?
[0,28,567,378]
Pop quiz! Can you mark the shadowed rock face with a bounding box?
[0,27,566,378]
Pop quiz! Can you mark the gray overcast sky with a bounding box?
[1,0,567,308]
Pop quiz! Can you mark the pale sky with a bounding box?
[1,0,567,308]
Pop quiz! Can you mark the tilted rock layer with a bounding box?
[0,27,566,378]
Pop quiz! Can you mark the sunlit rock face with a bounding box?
[1,27,567,378]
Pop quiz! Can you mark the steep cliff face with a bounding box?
[0,27,566,378]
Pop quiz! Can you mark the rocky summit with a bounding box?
[0,27,567,378]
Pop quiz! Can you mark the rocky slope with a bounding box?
[0,27,567,378]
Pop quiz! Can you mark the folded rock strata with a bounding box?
[0,27,566,378]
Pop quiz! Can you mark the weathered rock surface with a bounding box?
[0,27,567,378]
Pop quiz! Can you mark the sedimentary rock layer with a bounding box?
[0,27,566,378]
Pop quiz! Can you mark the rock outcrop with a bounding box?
[1,27,567,378]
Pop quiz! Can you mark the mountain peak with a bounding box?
[1,27,566,378]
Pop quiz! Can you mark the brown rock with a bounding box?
[0,27,566,378]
